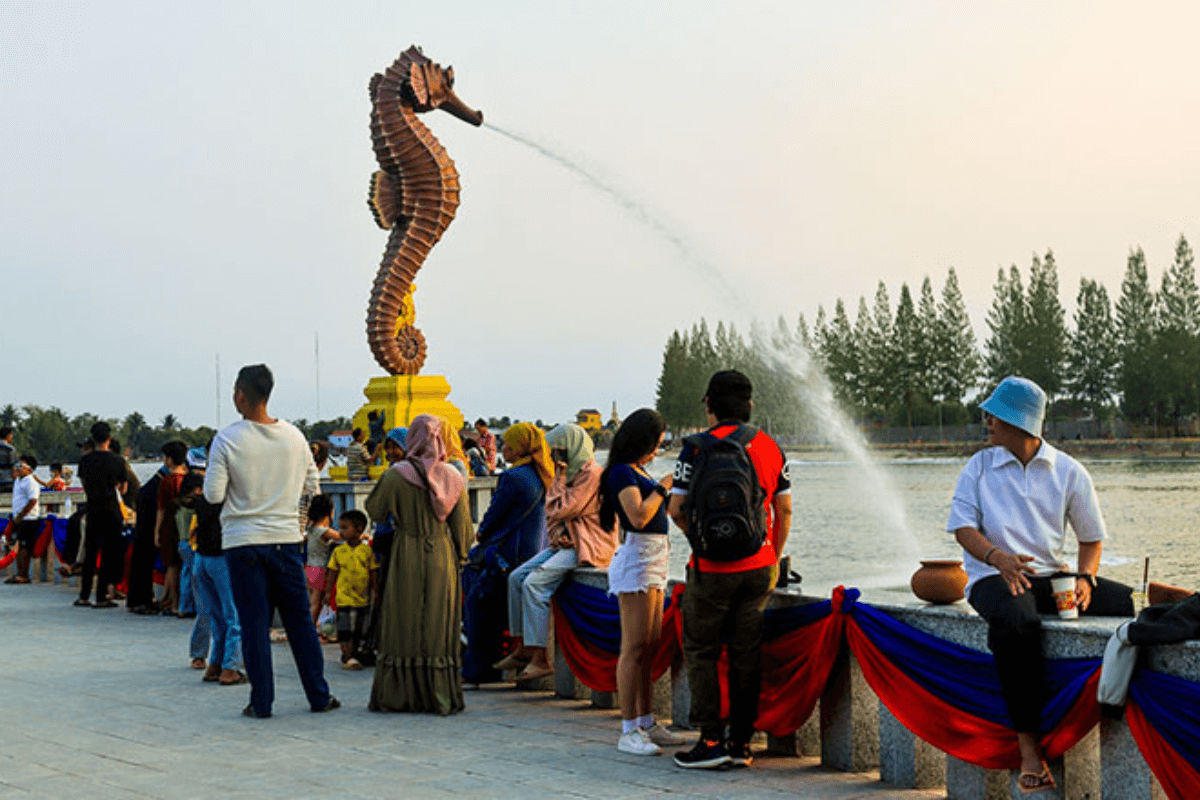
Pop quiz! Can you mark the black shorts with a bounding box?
[336,606,368,643]
[14,519,42,548]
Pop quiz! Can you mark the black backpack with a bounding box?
[682,424,767,561]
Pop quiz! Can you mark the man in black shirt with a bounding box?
[76,422,128,608]
[0,427,14,493]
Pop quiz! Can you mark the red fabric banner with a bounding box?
[846,619,1100,769]
[1127,701,1200,800]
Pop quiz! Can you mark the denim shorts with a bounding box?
[607,532,669,595]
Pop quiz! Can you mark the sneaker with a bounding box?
[311,696,341,713]
[617,729,661,756]
[342,657,363,671]
[727,741,754,768]
[673,739,731,769]
[644,723,687,747]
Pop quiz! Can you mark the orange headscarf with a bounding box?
[502,423,554,490]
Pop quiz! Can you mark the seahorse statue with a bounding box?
[366,46,483,375]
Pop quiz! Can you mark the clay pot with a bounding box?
[910,559,968,604]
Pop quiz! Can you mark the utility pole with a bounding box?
[315,332,321,420]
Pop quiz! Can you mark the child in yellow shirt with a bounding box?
[323,510,378,670]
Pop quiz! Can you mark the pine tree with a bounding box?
[892,283,921,432]
[654,329,691,431]
[686,320,718,428]
[1116,248,1157,421]
[935,267,980,407]
[1152,235,1200,426]
[820,299,859,413]
[1066,278,1118,421]
[985,265,1027,384]
[1023,250,1067,397]
[852,297,874,413]
[862,282,895,418]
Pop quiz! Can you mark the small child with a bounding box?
[322,509,378,670]
[305,495,340,634]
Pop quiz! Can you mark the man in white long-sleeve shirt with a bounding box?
[204,364,339,719]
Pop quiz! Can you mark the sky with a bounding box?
[3,1,1199,430]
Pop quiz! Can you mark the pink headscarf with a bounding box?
[392,414,466,522]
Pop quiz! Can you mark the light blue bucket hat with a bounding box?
[980,376,1046,437]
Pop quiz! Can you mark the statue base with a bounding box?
[328,375,463,482]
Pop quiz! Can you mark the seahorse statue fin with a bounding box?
[367,170,403,230]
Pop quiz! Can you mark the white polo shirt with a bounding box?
[947,442,1106,596]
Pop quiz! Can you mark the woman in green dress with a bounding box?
[366,414,473,715]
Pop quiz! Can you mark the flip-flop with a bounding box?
[220,671,249,685]
[515,664,555,682]
[1018,764,1056,794]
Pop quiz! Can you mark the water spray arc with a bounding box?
[489,123,919,573]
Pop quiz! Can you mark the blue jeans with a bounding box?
[224,543,331,714]
[194,553,242,671]
[178,541,197,616]
[506,546,577,647]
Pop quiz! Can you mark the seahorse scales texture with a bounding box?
[366,46,465,375]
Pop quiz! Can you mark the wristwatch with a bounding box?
[1078,573,1097,588]
[653,484,669,499]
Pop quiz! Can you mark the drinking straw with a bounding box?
[1142,557,1150,596]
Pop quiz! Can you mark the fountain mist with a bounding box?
[489,123,923,579]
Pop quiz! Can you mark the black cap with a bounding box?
[704,370,753,401]
[90,421,112,442]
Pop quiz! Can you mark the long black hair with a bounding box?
[598,408,665,531]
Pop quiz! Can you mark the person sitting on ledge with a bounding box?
[948,375,1132,794]
[493,423,618,682]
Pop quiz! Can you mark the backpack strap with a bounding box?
[724,424,759,447]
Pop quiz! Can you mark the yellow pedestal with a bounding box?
[352,375,464,439]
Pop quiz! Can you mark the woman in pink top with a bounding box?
[494,424,616,681]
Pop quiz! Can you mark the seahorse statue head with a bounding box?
[366,46,482,376]
[400,52,484,127]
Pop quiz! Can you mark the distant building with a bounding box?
[328,430,353,450]
[576,409,603,434]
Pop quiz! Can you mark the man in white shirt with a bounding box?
[948,375,1132,792]
[204,364,339,719]
[6,455,40,584]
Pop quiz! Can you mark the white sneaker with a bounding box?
[617,729,661,756]
[643,723,687,746]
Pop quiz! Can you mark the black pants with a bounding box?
[969,573,1132,734]
[78,511,124,602]
[682,564,777,744]
[125,521,158,608]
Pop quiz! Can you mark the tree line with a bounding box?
[1,404,353,464]
[655,234,1199,437]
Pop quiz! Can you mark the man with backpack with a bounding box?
[667,370,792,769]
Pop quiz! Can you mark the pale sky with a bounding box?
[3,1,1198,430]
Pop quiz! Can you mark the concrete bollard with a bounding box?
[1100,717,1166,800]
[820,645,879,772]
[878,702,944,789]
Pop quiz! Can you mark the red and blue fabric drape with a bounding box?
[551,580,683,693]
[551,580,1200,796]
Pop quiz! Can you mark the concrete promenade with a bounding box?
[1,582,944,799]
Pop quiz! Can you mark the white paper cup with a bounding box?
[1051,576,1079,619]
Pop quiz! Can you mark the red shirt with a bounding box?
[673,423,791,574]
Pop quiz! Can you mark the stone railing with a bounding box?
[550,568,1180,800]
[320,476,497,525]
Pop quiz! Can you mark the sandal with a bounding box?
[515,664,555,682]
[191,658,207,670]
[1018,764,1056,794]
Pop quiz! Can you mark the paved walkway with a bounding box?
[1,582,944,799]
